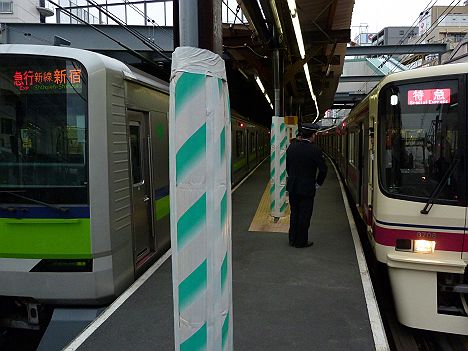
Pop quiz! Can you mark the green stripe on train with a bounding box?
[0,218,91,259]
[155,195,170,221]
[233,157,247,171]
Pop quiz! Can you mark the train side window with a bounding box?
[236,131,245,157]
[129,124,142,184]
[378,79,462,203]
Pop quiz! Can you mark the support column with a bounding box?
[170,47,233,351]
[179,0,199,47]
[270,46,286,218]
[270,116,287,218]
[171,1,231,349]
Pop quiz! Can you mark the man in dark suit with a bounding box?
[286,123,327,248]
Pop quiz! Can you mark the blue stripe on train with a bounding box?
[154,185,169,200]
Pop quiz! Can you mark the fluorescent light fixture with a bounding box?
[256,0,268,26]
[287,0,320,122]
[303,63,319,122]
[287,0,305,59]
[255,75,273,110]
[255,75,266,94]
[239,68,249,80]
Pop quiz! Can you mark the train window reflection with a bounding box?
[378,79,462,203]
[129,124,142,184]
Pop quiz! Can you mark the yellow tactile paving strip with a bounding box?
[248,182,290,233]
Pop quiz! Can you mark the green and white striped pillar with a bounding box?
[270,116,287,218]
[169,47,233,351]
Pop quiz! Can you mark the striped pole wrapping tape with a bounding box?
[270,116,287,217]
[169,47,233,351]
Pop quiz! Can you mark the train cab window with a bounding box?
[0,55,88,204]
[378,79,463,203]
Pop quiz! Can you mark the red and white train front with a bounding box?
[320,64,468,335]
[372,74,468,335]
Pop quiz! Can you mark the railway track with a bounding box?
[0,328,43,351]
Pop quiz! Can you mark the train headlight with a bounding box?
[413,240,436,254]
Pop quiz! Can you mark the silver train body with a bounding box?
[318,62,468,335]
[0,45,268,325]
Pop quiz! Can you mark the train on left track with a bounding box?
[0,44,269,330]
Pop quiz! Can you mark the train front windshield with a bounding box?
[0,55,88,204]
[378,78,465,205]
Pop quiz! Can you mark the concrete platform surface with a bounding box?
[73,159,376,351]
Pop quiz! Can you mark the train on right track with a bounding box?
[317,62,468,335]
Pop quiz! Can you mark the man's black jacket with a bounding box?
[286,140,327,196]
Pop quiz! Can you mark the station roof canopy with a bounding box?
[224,0,354,122]
[0,0,354,125]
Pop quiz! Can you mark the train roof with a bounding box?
[0,44,169,93]
[378,61,468,86]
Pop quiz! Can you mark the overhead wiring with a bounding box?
[122,0,174,41]
[394,0,462,71]
[85,0,171,61]
[47,0,169,76]
[353,0,460,96]
[377,0,438,69]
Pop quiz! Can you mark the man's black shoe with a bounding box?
[289,241,295,247]
[295,241,313,248]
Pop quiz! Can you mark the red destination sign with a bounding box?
[13,68,81,91]
[407,89,451,105]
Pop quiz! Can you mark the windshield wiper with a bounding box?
[0,191,69,213]
[420,156,459,215]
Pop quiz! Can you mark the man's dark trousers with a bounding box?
[289,192,315,246]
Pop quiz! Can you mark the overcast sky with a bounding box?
[350,0,465,39]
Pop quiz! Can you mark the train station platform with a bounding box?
[65,159,386,351]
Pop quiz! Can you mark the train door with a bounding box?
[128,110,153,267]
[361,122,369,218]
[356,127,363,205]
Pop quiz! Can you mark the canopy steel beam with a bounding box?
[346,43,448,56]
[334,92,367,104]
[339,75,384,82]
